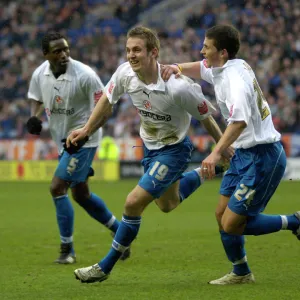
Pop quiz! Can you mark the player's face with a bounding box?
[201,38,225,68]
[126,37,156,74]
[45,39,70,73]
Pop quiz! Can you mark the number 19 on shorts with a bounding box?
[149,161,169,181]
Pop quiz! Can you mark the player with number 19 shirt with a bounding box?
[106,61,215,150]
[68,26,232,283]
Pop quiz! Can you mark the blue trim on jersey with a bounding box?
[138,137,194,198]
[220,142,286,216]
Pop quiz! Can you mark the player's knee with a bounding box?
[124,193,141,214]
[157,201,176,213]
[222,221,241,235]
[160,207,172,213]
[50,181,67,197]
[215,209,224,228]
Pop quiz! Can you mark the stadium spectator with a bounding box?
[0,0,299,139]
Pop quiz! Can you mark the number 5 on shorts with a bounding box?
[67,157,79,175]
[149,161,169,181]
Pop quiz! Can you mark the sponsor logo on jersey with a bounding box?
[138,109,171,121]
[108,81,115,94]
[143,100,152,110]
[197,101,208,115]
[55,95,63,104]
[45,107,75,116]
[94,89,103,105]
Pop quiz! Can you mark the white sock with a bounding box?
[194,167,204,184]
[280,215,288,229]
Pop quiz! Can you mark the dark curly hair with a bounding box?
[41,32,66,55]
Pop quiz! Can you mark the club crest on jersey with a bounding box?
[94,90,103,105]
[143,100,152,110]
[198,101,208,115]
[55,95,63,104]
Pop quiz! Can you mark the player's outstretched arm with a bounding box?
[66,93,113,147]
[161,62,201,81]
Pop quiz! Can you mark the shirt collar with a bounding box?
[43,58,73,81]
[127,62,166,92]
[211,59,239,77]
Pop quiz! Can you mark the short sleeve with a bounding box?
[104,63,127,105]
[226,82,252,125]
[171,76,216,121]
[28,72,42,102]
[200,60,213,84]
[82,71,105,106]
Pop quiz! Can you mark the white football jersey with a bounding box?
[28,58,104,154]
[105,62,215,150]
[200,59,281,149]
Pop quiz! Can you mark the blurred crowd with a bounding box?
[0,0,299,140]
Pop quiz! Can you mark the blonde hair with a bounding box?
[127,26,160,58]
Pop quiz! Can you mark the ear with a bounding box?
[151,48,158,59]
[221,49,229,58]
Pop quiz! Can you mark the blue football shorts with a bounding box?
[220,141,286,216]
[138,136,194,198]
[55,147,97,187]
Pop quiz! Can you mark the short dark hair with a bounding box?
[127,26,160,58]
[41,32,66,55]
[205,25,240,59]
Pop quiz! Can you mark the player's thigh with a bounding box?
[139,137,193,199]
[54,147,97,185]
[125,184,154,216]
[227,142,286,217]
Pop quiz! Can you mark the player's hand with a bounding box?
[62,135,89,154]
[201,151,222,180]
[66,128,89,148]
[222,146,235,161]
[26,116,42,135]
[160,64,181,81]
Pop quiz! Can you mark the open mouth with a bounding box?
[130,61,139,66]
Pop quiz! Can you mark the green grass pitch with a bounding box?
[0,179,299,300]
